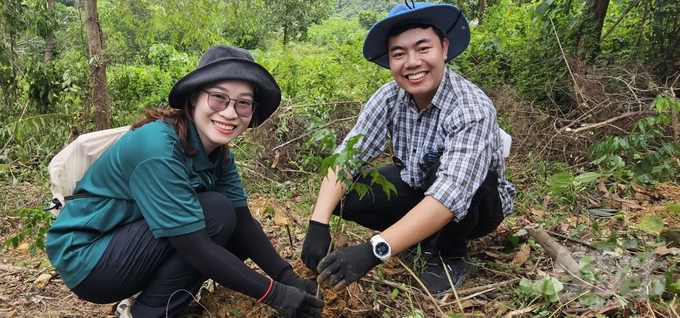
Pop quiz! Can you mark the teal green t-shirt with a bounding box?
[46,120,247,289]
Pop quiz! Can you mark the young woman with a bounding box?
[46,45,323,318]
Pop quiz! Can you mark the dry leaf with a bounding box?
[382,267,405,275]
[510,244,531,267]
[560,223,570,233]
[484,251,502,258]
[598,180,609,195]
[336,232,348,249]
[542,196,551,208]
[460,299,486,309]
[655,245,680,256]
[530,208,546,217]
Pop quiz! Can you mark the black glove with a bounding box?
[301,220,332,273]
[316,242,381,291]
[277,266,323,300]
[261,281,324,318]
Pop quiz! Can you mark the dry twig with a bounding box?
[525,225,580,275]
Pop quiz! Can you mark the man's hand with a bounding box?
[261,281,324,318]
[301,220,332,273]
[316,242,381,291]
[277,266,323,300]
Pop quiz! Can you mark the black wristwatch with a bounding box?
[370,234,391,261]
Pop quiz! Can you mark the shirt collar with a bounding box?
[187,121,221,171]
[429,68,453,110]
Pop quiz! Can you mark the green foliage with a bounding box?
[107,44,194,125]
[0,113,71,168]
[320,134,397,201]
[3,208,55,257]
[546,171,602,208]
[590,94,680,184]
[517,276,564,303]
[264,0,335,45]
[307,18,366,47]
[357,10,381,29]
[332,0,400,19]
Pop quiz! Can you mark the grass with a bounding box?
[2,139,680,317]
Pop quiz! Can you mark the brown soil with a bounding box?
[1,184,680,317]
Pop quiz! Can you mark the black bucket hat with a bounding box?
[168,45,281,128]
[363,2,470,69]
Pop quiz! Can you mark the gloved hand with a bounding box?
[277,266,323,300]
[261,281,324,318]
[317,242,381,291]
[301,220,332,273]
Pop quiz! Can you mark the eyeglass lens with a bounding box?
[204,91,256,117]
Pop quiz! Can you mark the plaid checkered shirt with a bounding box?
[336,68,516,221]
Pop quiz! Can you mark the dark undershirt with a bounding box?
[167,206,290,299]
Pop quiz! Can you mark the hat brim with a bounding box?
[168,58,281,128]
[363,4,470,69]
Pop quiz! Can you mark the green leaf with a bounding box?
[592,232,617,250]
[619,276,643,295]
[667,202,680,215]
[391,288,399,299]
[587,209,617,217]
[578,291,605,308]
[574,172,601,183]
[668,279,680,294]
[649,278,666,297]
[638,215,664,234]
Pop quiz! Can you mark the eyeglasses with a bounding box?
[202,90,258,117]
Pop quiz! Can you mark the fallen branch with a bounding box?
[525,225,580,275]
[0,264,29,272]
[546,230,595,250]
[567,110,656,134]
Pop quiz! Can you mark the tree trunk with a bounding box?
[44,0,55,63]
[84,0,110,130]
[283,24,288,46]
[478,0,485,26]
[576,0,610,63]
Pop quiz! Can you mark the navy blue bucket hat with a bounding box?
[363,2,470,69]
[168,45,281,128]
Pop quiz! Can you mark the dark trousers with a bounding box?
[333,165,504,257]
[72,192,244,318]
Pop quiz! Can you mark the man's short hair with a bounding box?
[387,23,446,45]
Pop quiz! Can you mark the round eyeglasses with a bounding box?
[203,90,258,117]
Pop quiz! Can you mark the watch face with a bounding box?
[375,242,389,257]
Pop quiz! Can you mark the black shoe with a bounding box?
[404,236,435,256]
[419,255,475,295]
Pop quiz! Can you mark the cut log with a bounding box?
[525,226,580,275]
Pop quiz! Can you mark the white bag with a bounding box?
[499,128,512,158]
[46,126,130,216]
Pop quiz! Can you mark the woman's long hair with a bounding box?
[131,92,199,155]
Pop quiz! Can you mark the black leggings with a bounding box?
[71,192,246,318]
[333,165,504,257]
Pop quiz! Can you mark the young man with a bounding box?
[301,2,516,294]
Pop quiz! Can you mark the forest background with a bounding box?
[1,0,680,317]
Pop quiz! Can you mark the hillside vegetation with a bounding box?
[1,0,679,317]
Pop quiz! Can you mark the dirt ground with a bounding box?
[1,183,680,318]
